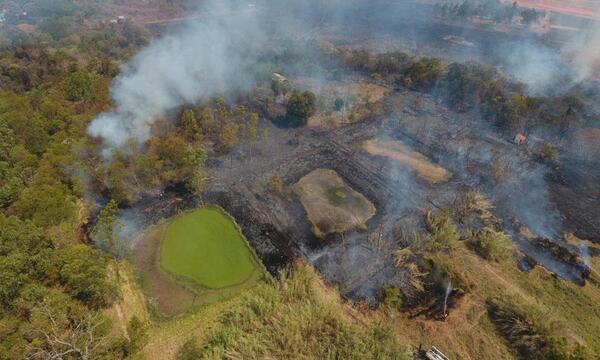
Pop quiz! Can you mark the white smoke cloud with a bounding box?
[88,1,264,150]
[565,22,600,81]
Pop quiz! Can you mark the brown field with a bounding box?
[364,138,452,184]
[132,224,197,317]
[293,169,376,238]
[294,81,388,129]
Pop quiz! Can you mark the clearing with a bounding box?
[161,207,262,289]
[132,206,264,316]
[364,137,452,184]
[293,169,376,238]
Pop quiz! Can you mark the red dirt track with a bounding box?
[512,0,600,20]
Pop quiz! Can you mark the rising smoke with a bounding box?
[88,1,266,150]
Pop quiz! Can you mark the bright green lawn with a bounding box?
[161,207,260,289]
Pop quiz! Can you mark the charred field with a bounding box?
[121,74,599,303]
[86,1,600,356]
[4,0,600,359]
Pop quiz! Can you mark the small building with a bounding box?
[425,346,450,360]
[272,72,287,83]
[513,132,527,145]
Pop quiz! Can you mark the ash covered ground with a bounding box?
[119,84,598,302]
[109,0,600,304]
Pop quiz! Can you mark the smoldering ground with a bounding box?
[82,0,599,289]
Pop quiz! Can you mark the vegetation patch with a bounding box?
[161,207,263,290]
[293,169,376,238]
[132,207,264,317]
[364,138,452,184]
[178,262,409,359]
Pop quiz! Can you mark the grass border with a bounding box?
[130,205,269,319]
[156,205,268,293]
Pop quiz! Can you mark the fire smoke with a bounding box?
[87,1,265,151]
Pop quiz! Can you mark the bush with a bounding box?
[422,209,461,252]
[285,91,316,127]
[127,316,148,354]
[467,228,513,261]
[177,339,202,360]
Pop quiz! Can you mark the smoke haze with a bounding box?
[88,1,265,149]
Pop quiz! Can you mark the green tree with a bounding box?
[285,91,316,127]
[246,112,260,143]
[13,184,76,228]
[58,245,116,309]
[181,109,203,143]
[0,118,16,161]
[92,199,123,257]
[219,121,240,152]
[66,71,97,102]
[38,17,72,41]
[0,254,26,308]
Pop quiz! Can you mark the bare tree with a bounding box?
[26,303,109,360]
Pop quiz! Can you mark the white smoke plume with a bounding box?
[88,1,264,150]
[565,22,600,81]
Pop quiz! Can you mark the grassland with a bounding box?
[131,207,264,316]
[142,262,410,360]
[388,248,600,359]
[293,169,376,238]
[161,207,262,289]
[364,137,452,184]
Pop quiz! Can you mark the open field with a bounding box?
[161,207,262,289]
[389,248,600,358]
[132,207,264,316]
[293,169,376,238]
[300,81,388,129]
[141,262,409,360]
[364,137,452,184]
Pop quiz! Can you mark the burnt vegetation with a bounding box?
[0,0,599,359]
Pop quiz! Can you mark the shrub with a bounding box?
[486,298,591,360]
[285,91,316,127]
[423,209,461,252]
[177,339,202,360]
[403,58,445,89]
[384,287,403,310]
[467,228,513,261]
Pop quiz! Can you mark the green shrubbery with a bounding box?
[487,298,593,360]
[467,228,513,262]
[285,90,317,127]
[182,263,410,359]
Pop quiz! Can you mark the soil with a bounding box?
[293,169,376,238]
[132,225,196,317]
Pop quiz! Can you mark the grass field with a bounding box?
[293,169,376,238]
[131,206,264,316]
[161,207,262,290]
[364,137,452,184]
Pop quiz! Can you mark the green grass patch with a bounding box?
[160,207,262,290]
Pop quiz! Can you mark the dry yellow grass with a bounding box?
[296,81,388,129]
[104,262,149,340]
[293,169,376,238]
[364,138,452,184]
[388,248,600,358]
